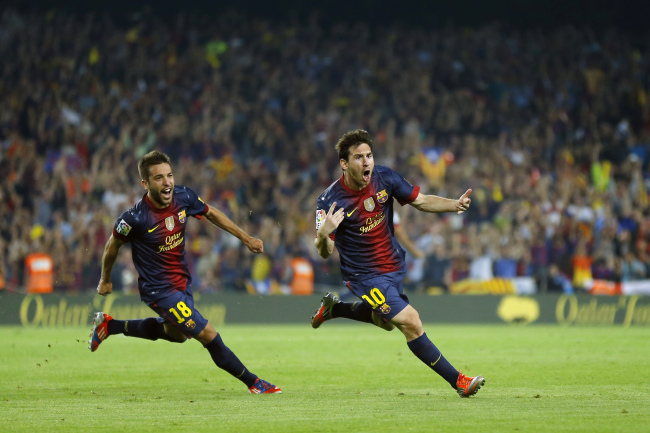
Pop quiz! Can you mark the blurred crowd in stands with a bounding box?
[1,6,650,295]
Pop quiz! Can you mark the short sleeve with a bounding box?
[316,209,326,231]
[386,167,420,206]
[316,194,329,230]
[184,187,209,217]
[113,211,138,242]
[316,194,336,239]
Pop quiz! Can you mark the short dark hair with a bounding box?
[335,129,373,161]
[138,151,172,181]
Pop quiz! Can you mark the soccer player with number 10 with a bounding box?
[312,130,484,397]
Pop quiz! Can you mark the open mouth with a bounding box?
[363,169,371,182]
[161,188,172,200]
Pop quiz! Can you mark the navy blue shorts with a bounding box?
[147,289,209,338]
[346,271,410,322]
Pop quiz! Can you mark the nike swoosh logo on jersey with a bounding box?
[148,225,160,233]
[347,208,357,217]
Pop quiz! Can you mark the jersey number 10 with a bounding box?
[362,288,386,308]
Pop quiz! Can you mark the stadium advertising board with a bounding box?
[0,293,649,327]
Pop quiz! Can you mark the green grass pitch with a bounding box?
[1,323,648,432]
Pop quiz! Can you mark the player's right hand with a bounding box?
[319,201,345,236]
[245,236,264,254]
[97,280,113,296]
[456,188,472,214]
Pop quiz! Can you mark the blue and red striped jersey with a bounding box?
[112,185,209,302]
[316,165,420,282]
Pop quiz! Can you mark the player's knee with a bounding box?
[404,314,423,333]
[195,323,218,345]
[391,311,423,339]
[404,310,422,329]
[403,320,423,338]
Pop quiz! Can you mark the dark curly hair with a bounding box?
[335,129,374,161]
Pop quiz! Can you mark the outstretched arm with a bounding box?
[409,188,472,215]
[97,234,126,296]
[204,205,263,253]
[315,202,344,259]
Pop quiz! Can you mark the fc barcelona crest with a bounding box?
[178,210,186,224]
[165,216,175,231]
[363,197,375,212]
[379,303,391,315]
[376,189,388,204]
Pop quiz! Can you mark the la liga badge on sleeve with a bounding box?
[116,219,132,236]
[316,209,325,230]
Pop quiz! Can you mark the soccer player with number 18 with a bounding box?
[88,151,281,394]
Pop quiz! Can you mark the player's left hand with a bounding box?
[456,189,472,214]
[246,237,264,253]
[97,280,113,296]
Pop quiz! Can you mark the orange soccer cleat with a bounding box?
[88,312,113,352]
[456,372,485,398]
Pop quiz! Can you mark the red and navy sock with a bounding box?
[332,301,374,324]
[407,333,459,388]
[108,318,171,342]
[204,334,258,387]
